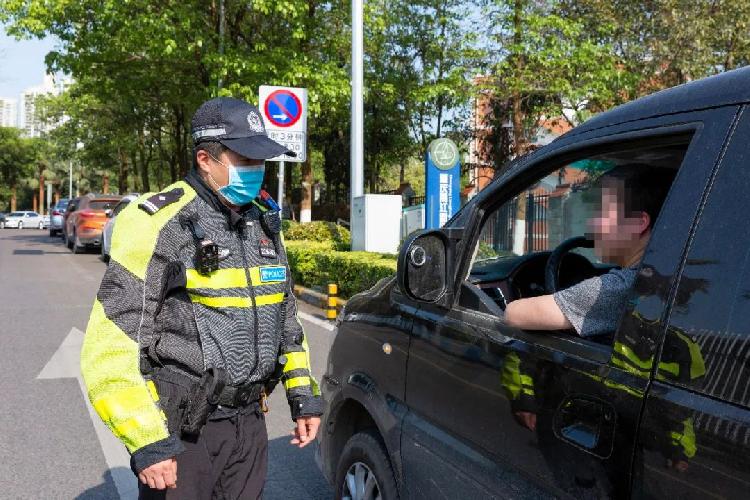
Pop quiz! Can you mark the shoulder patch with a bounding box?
[139,188,185,215]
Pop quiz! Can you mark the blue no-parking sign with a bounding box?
[259,86,308,162]
[264,90,303,128]
[425,138,461,229]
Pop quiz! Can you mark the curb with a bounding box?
[293,284,347,311]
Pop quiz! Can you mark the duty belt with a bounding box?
[216,382,265,408]
[154,367,265,408]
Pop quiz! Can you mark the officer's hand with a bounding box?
[138,458,177,490]
[291,416,321,448]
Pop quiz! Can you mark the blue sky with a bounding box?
[0,25,57,99]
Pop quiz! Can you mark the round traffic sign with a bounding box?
[428,138,460,170]
[263,90,303,128]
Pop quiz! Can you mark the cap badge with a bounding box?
[247,112,264,133]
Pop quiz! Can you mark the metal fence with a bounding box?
[480,193,549,254]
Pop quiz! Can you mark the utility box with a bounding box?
[351,194,402,253]
[401,204,425,240]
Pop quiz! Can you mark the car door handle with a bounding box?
[553,396,616,459]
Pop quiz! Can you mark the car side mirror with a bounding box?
[105,209,113,218]
[397,230,453,304]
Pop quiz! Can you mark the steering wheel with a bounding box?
[544,236,594,294]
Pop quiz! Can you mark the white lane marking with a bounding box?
[37,328,137,500]
[297,311,335,332]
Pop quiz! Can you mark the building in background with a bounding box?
[0,97,18,128]
[20,73,71,137]
[465,77,574,201]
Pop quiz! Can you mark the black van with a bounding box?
[317,66,750,499]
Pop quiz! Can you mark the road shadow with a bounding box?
[265,436,333,500]
[71,441,331,500]
[75,467,136,500]
[1,231,99,254]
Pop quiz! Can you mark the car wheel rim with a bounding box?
[341,462,381,500]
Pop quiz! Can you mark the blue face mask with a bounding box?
[209,155,265,206]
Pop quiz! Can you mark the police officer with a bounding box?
[80,97,324,499]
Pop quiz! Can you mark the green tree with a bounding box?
[0,127,38,211]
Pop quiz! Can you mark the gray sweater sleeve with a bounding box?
[552,268,638,337]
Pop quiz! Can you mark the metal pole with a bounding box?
[218,0,225,90]
[277,160,285,213]
[69,159,73,199]
[350,0,364,216]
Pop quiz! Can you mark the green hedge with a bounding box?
[282,220,351,250]
[285,240,397,299]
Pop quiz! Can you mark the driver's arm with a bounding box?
[504,295,572,331]
[505,268,638,336]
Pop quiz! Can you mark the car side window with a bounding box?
[465,141,690,341]
[662,135,750,408]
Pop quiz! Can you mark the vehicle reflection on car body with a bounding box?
[317,66,750,499]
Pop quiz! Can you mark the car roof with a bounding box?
[566,65,750,139]
[83,193,121,199]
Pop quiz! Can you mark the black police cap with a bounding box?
[191,97,295,160]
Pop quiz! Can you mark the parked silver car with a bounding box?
[49,199,71,237]
[2,211,45,229]
[101,194,139,262]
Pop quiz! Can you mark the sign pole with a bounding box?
[277,160,285,212]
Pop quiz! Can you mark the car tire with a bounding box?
[73,233,84,254]
[49,229,56,237]
[18,221,23,230]
[101,241,110,263]
[335,430,399,500]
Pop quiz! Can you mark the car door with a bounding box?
[634,105,750,499]
[401,107,740,499]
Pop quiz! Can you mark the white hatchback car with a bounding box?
[2,211,45,229]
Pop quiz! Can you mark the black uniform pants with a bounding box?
[139,404,268,500]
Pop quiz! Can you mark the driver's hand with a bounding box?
[513,411,537,432]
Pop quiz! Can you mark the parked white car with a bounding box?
[101,194,139,262]
[2,211,45,229]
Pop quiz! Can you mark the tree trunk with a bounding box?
[118,148,129,194]
[39,174,45,215]
[399,161,406,184]
[511,0,527,255]
[138,129,151,193]
[10,184,17,212]
[511,0,526,157]
[172,106,190,178]
[300,157,313,223]
[103,174,110,194]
